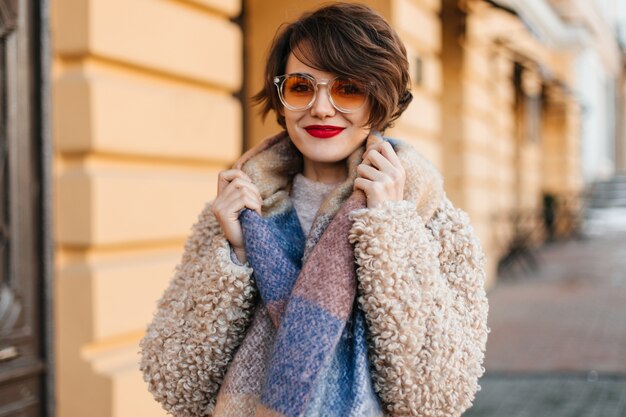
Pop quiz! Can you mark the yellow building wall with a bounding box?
[441,1,506,284]
[51,0,243,416]
[446,1,582,283]
[386,0,443,169]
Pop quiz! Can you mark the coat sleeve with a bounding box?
[349,198,489,417]
[139,201,256,417]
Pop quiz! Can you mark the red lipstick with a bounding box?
[304,125,345,139]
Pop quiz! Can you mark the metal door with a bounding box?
[0,0,46,416]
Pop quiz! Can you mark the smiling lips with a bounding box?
[304,125,345,139]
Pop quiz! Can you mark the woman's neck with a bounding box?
[302,158,347,184]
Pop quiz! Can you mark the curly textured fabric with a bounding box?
[139,203,256,417]
[349,199,489,416]
[139,131,489,417]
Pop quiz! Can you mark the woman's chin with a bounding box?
[301,151,348,165]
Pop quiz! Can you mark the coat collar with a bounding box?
[233,130,444,222]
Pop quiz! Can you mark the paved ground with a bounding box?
[462,226,626,417]
[464,375,626,417]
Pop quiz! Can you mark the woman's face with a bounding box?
[281,53,371,166]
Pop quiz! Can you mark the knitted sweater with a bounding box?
[139,131,490,417]
[291,173,339,235]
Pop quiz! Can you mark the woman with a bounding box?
[139,3,489,417]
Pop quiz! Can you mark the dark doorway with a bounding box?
[0,0,48,416]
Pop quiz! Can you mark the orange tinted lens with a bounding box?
[283,76,315,108]
[331,78,367,110]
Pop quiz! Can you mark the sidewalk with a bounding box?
[463,227,626,417]
[465,375,626,417]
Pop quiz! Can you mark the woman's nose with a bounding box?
[309,85,336,118]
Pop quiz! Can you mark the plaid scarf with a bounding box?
[213,132,384,417]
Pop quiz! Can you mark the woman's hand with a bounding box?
[211,169,263,263]
[354,141,405,209]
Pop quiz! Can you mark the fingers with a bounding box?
[217,169,254,194]
[356,163,386,182]
[217,170,262,201]
[364,142,401,171]
[353,172,394,195]
[354,177,386,210]
[229,181,263,213]
[212,169,262,250]
[361,141,405,183]
[228,177,262,199]
[215,169,263,216]
[353,177,374,193]
[356,140,405,208]
[379,141,403,169]
[221,187,263,216]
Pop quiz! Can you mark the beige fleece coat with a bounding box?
[139,132,489,417]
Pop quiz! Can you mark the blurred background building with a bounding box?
[0,0,625,416]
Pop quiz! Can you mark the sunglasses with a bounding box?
[273,73,369,113]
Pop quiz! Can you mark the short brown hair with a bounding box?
[252,2,413,132]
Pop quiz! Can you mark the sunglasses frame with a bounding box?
[273,73,369,114]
